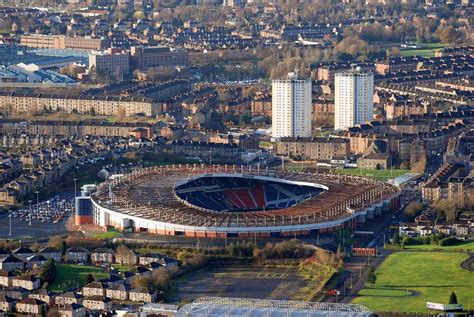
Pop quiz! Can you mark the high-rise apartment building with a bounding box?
[334,69,374,131]
[272,72,312,139]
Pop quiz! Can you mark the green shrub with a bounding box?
[439,237,460,246]
[402,237,424,246]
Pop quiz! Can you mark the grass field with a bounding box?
[91,231,121,240]
[49,264,109,292]
[400,42,446,58]
[403,241,474,252]
[334,168,409,181]
[352,252,474,313]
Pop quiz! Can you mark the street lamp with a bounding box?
[28,200,32,226]
[8,210,12,236]
[73,178,77,198]
[35,191,39,218]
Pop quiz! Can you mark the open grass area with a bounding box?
[400,42,447,58]
[403,241,474,252]
[49,264,109,292]
[90,230,121,240]
[334,168,409,181]
[352,252,474,313]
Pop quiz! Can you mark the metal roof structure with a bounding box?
[176,297,374,317]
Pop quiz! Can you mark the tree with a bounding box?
[60,240,67,253]
[403,202,424,221]
[431,199,461,224]
[85,273,95,284]
[116,107,126,122]
[448,292,458,304]
[366,266,377,284]
[40,259,57,285]
[392,232,400,245]
[239,113,252,125]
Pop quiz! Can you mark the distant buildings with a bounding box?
[271,72,312,139]
[89,49,130,76]
[130,46,189,70]
[334,69,374,131]
[20,35,108,50]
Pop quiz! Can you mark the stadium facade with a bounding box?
[75,165,400,238]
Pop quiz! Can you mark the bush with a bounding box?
[402,236,424,246]
[439,236,460,246]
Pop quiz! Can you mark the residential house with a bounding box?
[55,292,82,306]
[138,253,178,268]
[82,282,107,298]
[106,284,129,301]
[28,289,55,305]
[0,294,15,313]
[0,255,24,271]
[12,247,35,261]
[11,275,41,290]
[129,287,157,303]
[115,249,138,265]
[91,248,115,264]
[66,247,89,263]
[0,270,13,287]
[39,247,63,263]
[16,298,46,315]
[0,287,29,300]
[82,297,113,311]
[58,303,86,317]
[418,226,433,237]
[26,255,48,269]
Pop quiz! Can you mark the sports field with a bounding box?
[49,264,109,292]
[352,252,474,313]
[334,168,408,181]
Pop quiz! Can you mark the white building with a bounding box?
[334,69,374,131]
[271,72,312,139]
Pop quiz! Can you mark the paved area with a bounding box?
[173,266,307,303]
[0,213,68,240]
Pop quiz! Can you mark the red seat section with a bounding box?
[224,190,245,209]
[250,185,265,208]
[234,189,256,209]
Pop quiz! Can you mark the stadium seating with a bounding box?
[174,176,324,212]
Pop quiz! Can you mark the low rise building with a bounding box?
[58,303,86,317]
[16,298,46,315]
[82,282,107,298]
[82,297,112,311]
[66,247,89,263]
[91,248,115,264]
[0,255,24,271]
[129,287,157,303]
[276,137,350,161]
[11,275,41,291]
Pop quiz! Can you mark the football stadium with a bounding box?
[76,165,400,238]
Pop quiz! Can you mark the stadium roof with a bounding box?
[176,297,374,317]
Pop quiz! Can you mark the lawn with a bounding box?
[91,230,121,240]
[352,252,474,313]
[334,168,409,181]
[49,264,109,292]
[403,241,474,252]
[400,42,446,58]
